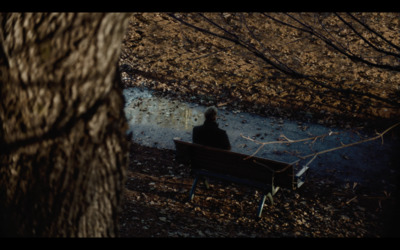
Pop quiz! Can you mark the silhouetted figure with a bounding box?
[192,106,231,150]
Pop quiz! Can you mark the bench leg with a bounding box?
[257,194,267,218]
[258,186,281,218]
[272,186,280,196]
[203,178,210,189]
[267,192,274,205]
[189,176,199,201]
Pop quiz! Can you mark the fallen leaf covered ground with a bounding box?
[119,13,400,128]
[118,13,400,238]
[118,141,399,238]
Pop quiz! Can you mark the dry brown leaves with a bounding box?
[118,142,396,238]
[119,13,400,127]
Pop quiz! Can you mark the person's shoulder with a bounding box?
[216,127,227,134]
[193,125,203,131]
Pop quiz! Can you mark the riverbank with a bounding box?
[123,87,399,190]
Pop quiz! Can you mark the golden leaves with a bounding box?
[121,13,400,121]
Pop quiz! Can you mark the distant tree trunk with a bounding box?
[0,13,130,237]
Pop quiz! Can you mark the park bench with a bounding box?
[173,139,309,218]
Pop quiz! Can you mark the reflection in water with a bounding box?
[124,89,203,132]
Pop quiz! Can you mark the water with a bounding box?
[123,87,398,188]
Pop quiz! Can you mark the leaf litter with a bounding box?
[119,141,399,238]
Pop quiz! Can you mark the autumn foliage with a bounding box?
[120,13,400,127]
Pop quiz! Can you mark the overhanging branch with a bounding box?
[169,12,400,108]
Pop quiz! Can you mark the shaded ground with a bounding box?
[119,141,400,238]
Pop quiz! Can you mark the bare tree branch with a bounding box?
[345,12,400,52]
[169,12,400,108]
[241,131,342,160]
[283,13,400,72]
[300,121,400,160]
[242,122,400,167]
[334,13,400,59]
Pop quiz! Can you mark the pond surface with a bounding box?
[123,87,398,189]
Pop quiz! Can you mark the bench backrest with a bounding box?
[174,140,295,189]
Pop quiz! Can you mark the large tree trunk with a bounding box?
[0,13,130,237]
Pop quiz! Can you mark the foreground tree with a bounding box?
[0,13,130,237]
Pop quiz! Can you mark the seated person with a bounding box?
[192,106,231,150]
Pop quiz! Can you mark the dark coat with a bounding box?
[192,120,231,150]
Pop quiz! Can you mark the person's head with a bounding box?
[204,106,217,122]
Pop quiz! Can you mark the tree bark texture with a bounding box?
[0,13,130,237]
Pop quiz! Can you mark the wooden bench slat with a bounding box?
[173,139,301,217]
[175,139,295,189]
